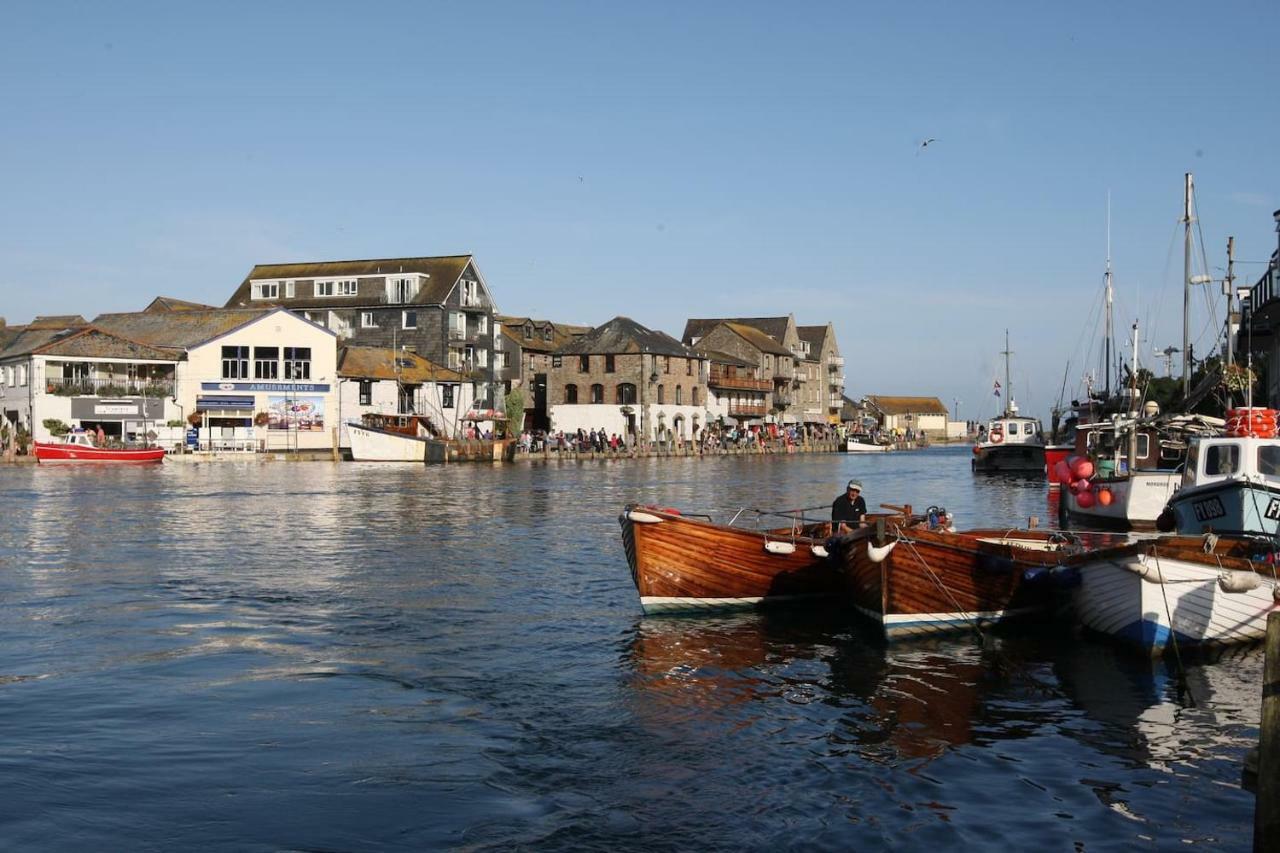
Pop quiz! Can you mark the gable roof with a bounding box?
[683,316,790,345]
[0,324,89,360]
[556,316,697,358]
[865,395,950,416]
[145,296,218,313]
[29,315,89,330]
[30,327,181,361]
[722,322,793,357]
[225,255,476,309]
[91,308,280,348]
[497,316,592,354]
[797,324,830,353]
[338,345,464,383]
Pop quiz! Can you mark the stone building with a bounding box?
[495,316,591,430]
[548,316,708,443]
[698,349,770,426]
[691,322,796,423]
[225,255,499,410]
[797,323,845,426]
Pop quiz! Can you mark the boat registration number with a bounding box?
[1192,497,1226,522]
[1265,499,1280,521]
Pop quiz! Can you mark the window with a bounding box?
[664,356,671,374]
[285,281,295,298]
[542,327,552,342]
[252,282,279,300]
[284,347,311,380]
[579,355,590,373]
[448,312,465,339]
[359,380,372,406]
[361,311,376,328]
[1205,444,1240,476]
[448,351,462,370]
[254,346,279,380]
[686,359,692,376]
[389,277,418,303]
[616,383,636,404]
[605,354,615,373]
[476,349,488,368]
[316,279,358,297]
[477,315,488,335]
[495,352,508,369]
[1136,434,1150,458]
[460,279,481,307]
[1259,445,1280,476]
[691,387,699,406]
[442,384,455,409]
[403,311,418,330]
[552,355,562,368]
[523,324,533,339]
[565,384,578,404]
[591,383,604,404]
[221,345,249,379]
[1006,422,1018,436]
[675,386,683,405]
[657,385,665,404]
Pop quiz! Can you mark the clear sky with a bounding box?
[3,1,1277,422]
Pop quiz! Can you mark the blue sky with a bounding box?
[3,1,1277,422]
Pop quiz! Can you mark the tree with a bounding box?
[504,388,526,438]
[42,419,71,436]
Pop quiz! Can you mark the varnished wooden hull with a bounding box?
[842,526,1139,639]
[619,506,846,613]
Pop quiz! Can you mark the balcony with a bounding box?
[829,357,844,370]
[45,376,175,398]
[727,401,767,417]
[708,368,771,391]
[773,392,793,407]
[828,395,845,408]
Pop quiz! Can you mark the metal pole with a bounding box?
[1183,172,1193,399]
[1256,612,1280,852]
[1227,236,1236,368]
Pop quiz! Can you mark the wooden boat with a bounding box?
[1072,534,1280,655]
[838,520,1139,639]
[348,413,512,463]
[619,503,920,614]
[34,430,165,463]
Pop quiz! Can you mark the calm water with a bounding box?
[0,446,1261,851]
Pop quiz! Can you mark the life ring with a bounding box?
[990,430,1004,444]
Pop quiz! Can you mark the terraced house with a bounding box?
[226,255,500,412]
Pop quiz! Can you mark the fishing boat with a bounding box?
[845,434,890,453]
[1071,533,1280,655]
[34,430,165,463]
[838,518,1139,639]
[1164,426,1280,537]
[619,503,920,614]
[347,413,436,462]
[971,331,1046,474]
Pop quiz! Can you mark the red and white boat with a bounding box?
[34,431,166,463]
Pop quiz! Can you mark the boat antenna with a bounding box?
[1002,329,1013,415]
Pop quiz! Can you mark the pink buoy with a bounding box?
[1053,460,1072,483]
[1070,479,1088,494]
[1072,458,1095,480]
[1076,490,1097,509]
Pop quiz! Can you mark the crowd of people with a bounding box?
[514,422,845,456]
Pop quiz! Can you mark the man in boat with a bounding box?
[832,479,868,534]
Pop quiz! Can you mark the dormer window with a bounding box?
[252,281,279,300]
[524,324,533,340]
[316,279,358,297]
[460,279,481,308]
[388,276,418,303]
[542,327,552,342]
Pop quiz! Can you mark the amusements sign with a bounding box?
[267,396,325,431]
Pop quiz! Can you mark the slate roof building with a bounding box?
[335,345,473,450]
[692,321,797,424]
[547,316,708,444]
[797,323,845,425]
[495,315,592,429]
[225,255,500,412]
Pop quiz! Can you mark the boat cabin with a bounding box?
[59,430,98,447]
[1181,436,1280,490]
[981,416,1043,446]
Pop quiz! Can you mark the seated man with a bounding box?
[831,479,867,534]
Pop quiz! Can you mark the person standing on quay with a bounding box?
[831,479,867,534]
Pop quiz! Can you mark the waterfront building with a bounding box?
[797,323,845,426]
[0,315,182,444]
[93,307,338,452]
[495,316,592,430]
[335,345,473,451]
[691,322,796,424]
[862,395,950,438]
[225,255,500,418]
[698,349,770,427]
[1240,212,1280,405]
[547,316,708,443]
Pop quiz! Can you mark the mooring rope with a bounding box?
[1148,545,1196,707]
[896,531,987,644]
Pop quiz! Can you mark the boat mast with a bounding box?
[1002,329,1013,416]
[1105,192,1114,399]
[1182,172,1194,399]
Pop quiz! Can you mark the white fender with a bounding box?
[1219,569,1263,593]
[764,541,796,555]
[626,510,664,524]
[810,545,829,558]
[867,540,897,563]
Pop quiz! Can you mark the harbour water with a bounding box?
[0,446,1261,850]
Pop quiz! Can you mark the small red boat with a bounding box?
[34,431,166,464]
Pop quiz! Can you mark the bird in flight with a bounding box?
[917,138,936,152]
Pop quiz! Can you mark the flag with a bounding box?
[993,380,1001,397]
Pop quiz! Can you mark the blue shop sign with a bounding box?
[200,382,331,393]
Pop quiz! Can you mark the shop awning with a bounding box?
[196,395,255,412]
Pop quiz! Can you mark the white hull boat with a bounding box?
[1067,470,1181,529]
[1074,537,1280,655]
[845,438,889,453]
[348,422,428,462]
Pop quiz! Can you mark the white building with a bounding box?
[335,345,475,450]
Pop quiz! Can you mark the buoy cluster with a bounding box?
[1052,456,1113,510]
[1225,407,1278,438]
